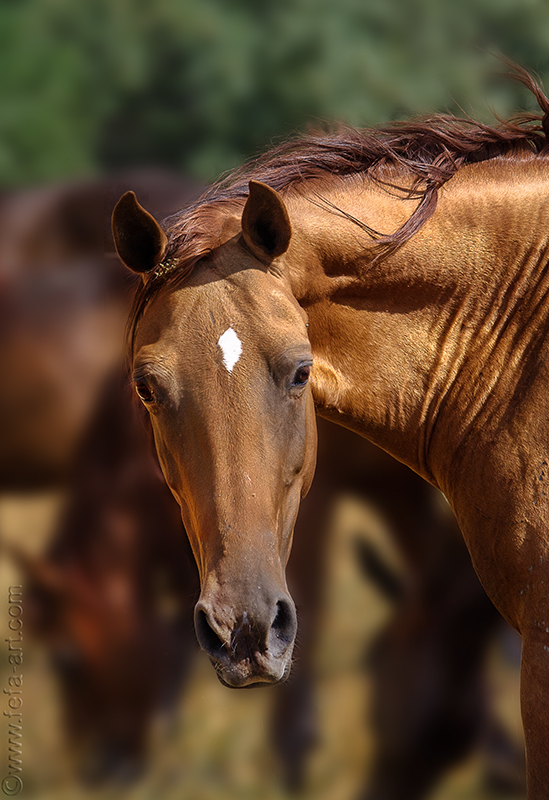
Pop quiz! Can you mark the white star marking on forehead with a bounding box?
[217,327,243,373]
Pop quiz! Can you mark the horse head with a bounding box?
[112,183,317,687]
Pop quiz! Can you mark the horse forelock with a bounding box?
[126,200,241,356]
[127,64,549,356]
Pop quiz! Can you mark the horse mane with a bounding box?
[127,64,549,351]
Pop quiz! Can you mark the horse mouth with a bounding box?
[210,652,293,689]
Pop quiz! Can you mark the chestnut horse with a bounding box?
[113,66,547,795]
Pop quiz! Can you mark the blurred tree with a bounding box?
[1,0,549,188]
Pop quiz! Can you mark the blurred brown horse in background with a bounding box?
[18,371,198,784]
[113,65,548,796]
[0,172,199,781]
[0,170,196,488]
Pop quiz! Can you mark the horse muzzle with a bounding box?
[193,593,297,688]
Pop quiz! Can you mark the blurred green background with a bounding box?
[2,0,549,189]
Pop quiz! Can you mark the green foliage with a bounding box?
[1,0,549,187]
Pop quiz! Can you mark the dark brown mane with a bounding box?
[127,65,549,352]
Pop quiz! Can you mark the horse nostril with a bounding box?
[194,607,227,661]
[269,598,297,656]
[195,596,297,668]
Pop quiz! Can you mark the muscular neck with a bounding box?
[283,162,549,490]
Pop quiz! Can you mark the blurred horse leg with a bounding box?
[360,541,504,800]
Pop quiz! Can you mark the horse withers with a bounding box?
[113,66,549,796]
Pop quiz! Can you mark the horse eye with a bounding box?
[292,365,310,387]
[134,380,154,404]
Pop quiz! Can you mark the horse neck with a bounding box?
[284,162,549,489]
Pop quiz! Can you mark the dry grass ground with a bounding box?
[0,492,525,800]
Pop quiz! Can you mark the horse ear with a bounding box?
[241,181,291,261]
[112,191,167,274]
